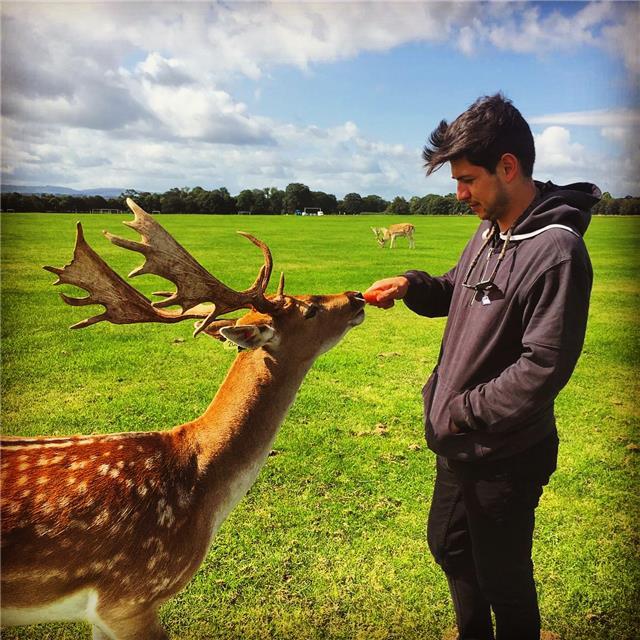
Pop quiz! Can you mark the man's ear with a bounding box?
[219,324,278,350]
[500,153,519,183]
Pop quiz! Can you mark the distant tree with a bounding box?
[311,190,338,214]
[137,192,161,213]
[161,188,186,213]
[362,194,388,213]
[236,189,255,213]
[605,198,621,215]
[341,192,364,215]
[409,196,423,215]
[283,183,311,214]
[386,196,410,215]
[215,187,236,214]
[265,187,285,215]
[248,189,268,214]
[619,198,640,215]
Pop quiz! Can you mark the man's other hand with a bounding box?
[364,276,410,309]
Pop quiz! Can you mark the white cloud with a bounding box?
[532,125,639,196]
[600,127,628,142]
[1,1,638,198]
[530,108,640,128]
[534,126,588,171]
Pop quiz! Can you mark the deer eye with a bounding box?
[303,305,319,319]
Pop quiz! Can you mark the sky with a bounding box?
[1,0,639,200]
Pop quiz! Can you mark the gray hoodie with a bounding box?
[404,181,600,462]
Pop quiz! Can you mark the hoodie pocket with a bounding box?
[422,370,459,449]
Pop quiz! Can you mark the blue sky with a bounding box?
[1,1,638,199]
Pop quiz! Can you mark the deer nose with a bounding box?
[348,291,366,308]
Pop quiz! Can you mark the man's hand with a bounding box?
[364,276,410,309]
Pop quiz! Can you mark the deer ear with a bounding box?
[194,319,236,341]
[219,324,277,350]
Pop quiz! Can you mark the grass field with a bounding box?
[1,212,639,640]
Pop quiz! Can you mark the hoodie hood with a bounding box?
[510,180,600,238]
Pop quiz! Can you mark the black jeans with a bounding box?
[427,433,558,640]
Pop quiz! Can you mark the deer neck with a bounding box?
[187,347,313,473]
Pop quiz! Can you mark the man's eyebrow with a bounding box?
[452,174,474,181]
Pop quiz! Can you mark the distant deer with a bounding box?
[371,223,415,248]
[1,199,366,639]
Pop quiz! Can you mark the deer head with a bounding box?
[371,227,388,247]
[44,198,365,359]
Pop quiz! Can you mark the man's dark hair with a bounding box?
[422,93,535,177]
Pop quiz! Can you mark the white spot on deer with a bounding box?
[116,460,125,469]
[124,479,134,489]
[66,476,76,485]
[34,493,47,504]
[156,498,175,527]
[98,464,110,476]
[93,509,109,527]
[70,461,87,471]
[21,489,31,498]
[17,463,29,472]
[108,468,120,479]
[51,455,64,464]
[36,476,48,486]
[36,456,49,467]
[144,457,155,470]
[16,476,28,487]
[137,484,148,497]
[18,454,29,462]
[76,481,88,494]
[34,524,49,537]
[143,536,165,551]
[8,502,20,514]
[69,519,89,531]
[59,496,70,509]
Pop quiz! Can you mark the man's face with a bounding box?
[450,157,509,222]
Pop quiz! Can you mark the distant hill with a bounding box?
[1,185,128,198]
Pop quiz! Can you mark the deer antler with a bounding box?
[45,200,286,335]
[103,199,286,334]
[43,223,195,329]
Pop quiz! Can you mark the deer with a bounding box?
[0,199,366,639]
[371,223,415,249]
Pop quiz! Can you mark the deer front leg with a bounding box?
[95,608,168,640]
[389,235,395,249]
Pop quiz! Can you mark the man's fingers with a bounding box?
[364,276,409,308]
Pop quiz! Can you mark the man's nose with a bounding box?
[456,183,470,201]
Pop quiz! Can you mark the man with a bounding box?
[365,94,599,640]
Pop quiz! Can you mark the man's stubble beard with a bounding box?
[485,182,510,223]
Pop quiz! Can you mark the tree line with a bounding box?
[1,184,638,215]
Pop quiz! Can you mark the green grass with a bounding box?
[1,213,638,640]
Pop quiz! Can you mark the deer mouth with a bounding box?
[350,309,365,326]
[349,293,366,326]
